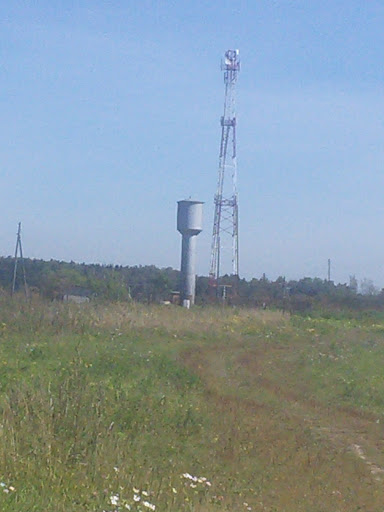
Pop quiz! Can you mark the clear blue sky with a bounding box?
[1,1,384,286]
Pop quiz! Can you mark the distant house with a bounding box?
[62,287,92,304]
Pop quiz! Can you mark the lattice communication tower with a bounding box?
[209,49,240,286]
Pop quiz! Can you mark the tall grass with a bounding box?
[0,296,384,511]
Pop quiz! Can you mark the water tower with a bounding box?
[177,200,203,307]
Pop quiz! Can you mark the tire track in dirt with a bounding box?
[181,343,384,484]
[236,348,384,479]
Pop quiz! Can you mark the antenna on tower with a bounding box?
[12,222,28,298]
[209,49,240,293]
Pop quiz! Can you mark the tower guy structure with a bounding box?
[209,49,240,288]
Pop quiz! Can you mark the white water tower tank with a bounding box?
[177,200,203,306]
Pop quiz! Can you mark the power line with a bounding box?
[12,222,28,298]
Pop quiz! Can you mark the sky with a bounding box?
[1,0,384,286]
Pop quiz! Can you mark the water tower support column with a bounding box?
[181,233,197,304]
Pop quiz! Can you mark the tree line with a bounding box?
[3,256,384,313]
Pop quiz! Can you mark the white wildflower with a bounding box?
[182,472,211,487]
[133,487,140,493]
[142,490,149,497]
[142,500,156,511]
[133,494,141,502]
[110,494,119,506]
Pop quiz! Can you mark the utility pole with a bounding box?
[209,50,240,291]
[218,284,232,305]
[328,258,331,282]
[12,222,28,298]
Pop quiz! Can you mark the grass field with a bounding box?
[0,297,384,511]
